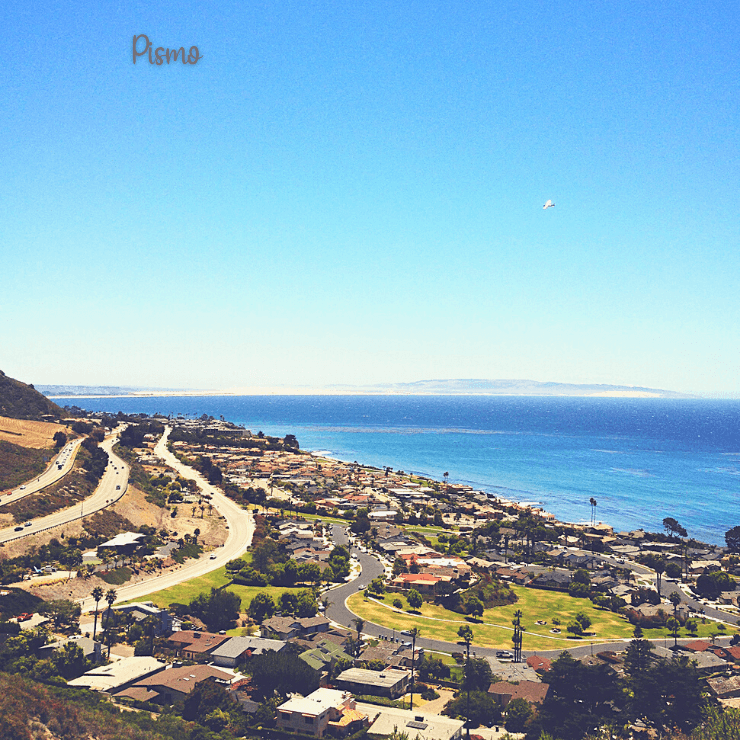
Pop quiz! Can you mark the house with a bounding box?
[526,655,551,673]
[390,573,442,594]
[529,571,572,591]
[112,601,173,635]
[359,704,464,740]
[488,680,549,708]
[707,675,740,700]
[300,640,354,672]
[277,688,367,738]
[210,636,286,668]
[127,664,234,704]
[38,635,102,663]
[335,667,410,699]
[261,615,331,641]
[68,656,166,693]
[167,630,230,660]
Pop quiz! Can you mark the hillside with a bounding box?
[0,371,63,420]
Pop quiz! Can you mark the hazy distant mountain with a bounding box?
[327,379,694,398]
[38,385,181,397]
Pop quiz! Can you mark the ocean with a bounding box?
[55,395,740,546]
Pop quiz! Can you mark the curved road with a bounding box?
[1,438,84,506]
[0,436,130,544]
[80,427,255,612]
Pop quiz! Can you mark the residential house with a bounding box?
[68,656,166,693]
[112,601,174,636]
[277,688,366,738]
[488,680,549,708]
[300,639,354,672]
[707,675,740,700]
[210,636,286,668]
[262,614,331,641]
[335,667,410,699]
[360,704,464,740]
[125,664,234,705]
[38,635,102,662]
[167,630,230,660]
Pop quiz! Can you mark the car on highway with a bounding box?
[210,554,217,560]
[14,526,24,531]
[20,485,26,490]
[116,485,121,490]
[496,650,514,660]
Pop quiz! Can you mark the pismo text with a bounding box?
[133,34,202,65]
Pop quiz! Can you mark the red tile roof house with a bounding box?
[166,630,230,660]
[488,680,549,708]
[390,573,443,595]
[685,639,711,653]
[526,655,552,673]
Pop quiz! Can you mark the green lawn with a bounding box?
[128,566,304,613]
[347,586,736,651]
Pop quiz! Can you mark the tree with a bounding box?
[248,592,275,623]
[589,497,597,526]
[663,517,688,538]
[669,590,683,617]
[247,651,320,699]
[53,431,67,448]
[726,526,740,554]
[104,588,117,658]
[52,642,88,679]
[574,611,592,632]
[468,597,484,619]
[189,588,241,632]
[352,617,365,656]
[42,599,81,630]
[505,698,533,732]
[407,589,423,611]
[444,691,500,728]
[654,557,666,594]
[667,616,681,648]
[464,657,493,691]
[91,585,104,639]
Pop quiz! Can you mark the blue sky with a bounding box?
[2,2,738,394]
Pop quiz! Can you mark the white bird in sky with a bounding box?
[543,199,555,209]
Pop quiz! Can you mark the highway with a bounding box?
[79,427,255,611]
[0,438,83,506]
[0,436,130,545]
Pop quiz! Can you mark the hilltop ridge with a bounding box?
[0,371,64,419]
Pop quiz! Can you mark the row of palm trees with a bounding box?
[91,586,117,657]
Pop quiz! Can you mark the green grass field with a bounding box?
[128,566,305,614]
[348,586,735,650]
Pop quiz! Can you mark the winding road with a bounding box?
[0,436,130,544]
[1,438,83,507]
[79,427,255,611]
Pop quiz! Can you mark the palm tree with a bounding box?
[352,617,365,657]
[443,472,449,492]
[408,627,420,709]
[457,625,474,738]
[104,588,117,658]
[589,497,597,526]
[91,586,104,639]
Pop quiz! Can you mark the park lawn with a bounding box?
[128,567,232,607]
[349,587,739,650]
[130,568,303,614]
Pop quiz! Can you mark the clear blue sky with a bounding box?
[2,2,738,394]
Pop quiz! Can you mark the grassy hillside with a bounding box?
[0,371,63,420]
[0,440,49,491]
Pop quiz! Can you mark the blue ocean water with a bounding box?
[56,395,740,545]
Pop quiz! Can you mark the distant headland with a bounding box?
[40,379,696,399]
